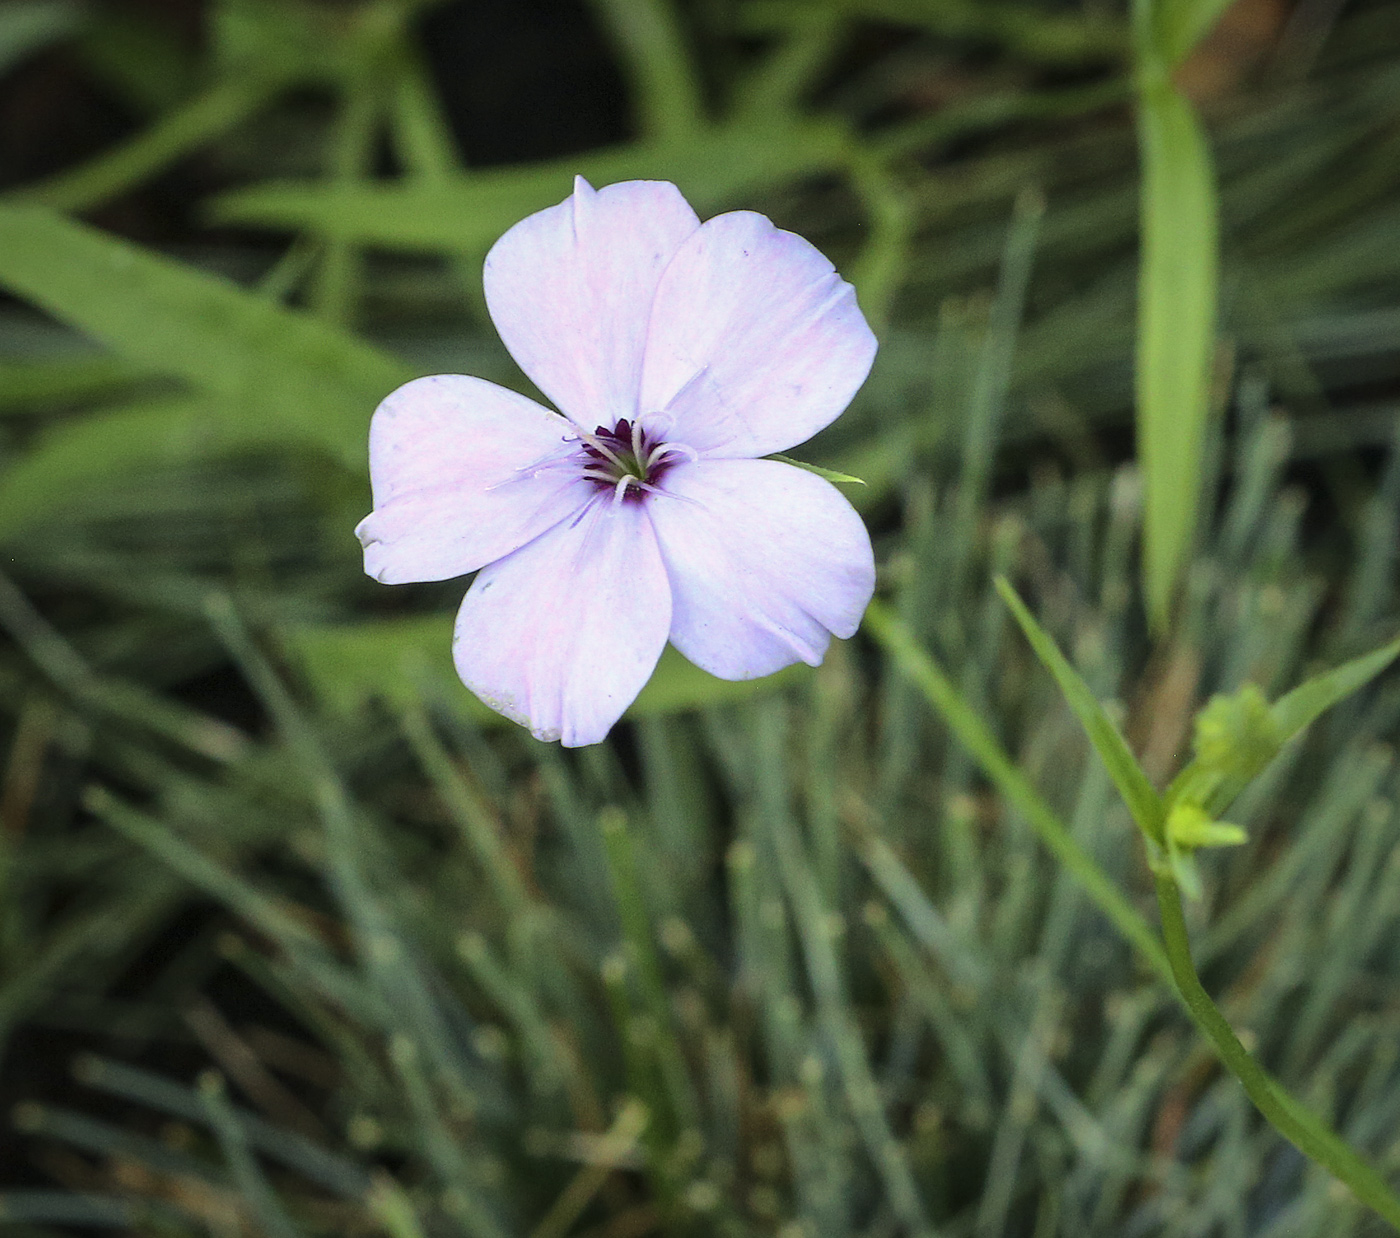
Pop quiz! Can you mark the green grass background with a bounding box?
[2,0,1400,1234]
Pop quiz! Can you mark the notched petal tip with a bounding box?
[359,376,589,585]
[354,514,394,584]
[359,533,420,586]
[482,179,700,426]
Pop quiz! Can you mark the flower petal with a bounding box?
[356,374,589,584]
[638,211,877,458]
[648,458,875,679]
[483,178,701,428]
[453,498,672,746]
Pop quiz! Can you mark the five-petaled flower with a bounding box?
[356,177,877,746]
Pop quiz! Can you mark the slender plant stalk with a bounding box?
[588,0,704,140]
[867,599,1400,1229]
[1155,875,1400,1229]
[18,75,281,213]
[312,76,381,323]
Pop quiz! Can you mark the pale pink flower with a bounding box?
[356,177,877,746]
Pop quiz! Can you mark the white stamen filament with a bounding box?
[580,467,622,486]
[571,426,631,474]
[646,440,697,471]
[566,416,700,507]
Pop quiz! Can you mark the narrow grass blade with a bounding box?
[766,806,935,1237]
[0,207,410,468]
[951,188,1044,595]
[210,121,852,251]
[17,73,281,213]
[12,1102,225,1188]
[74,1056,372,1197]
[597,808,700,1137]
[368,1174,430,1238]
[1134,81,1219,632]
[1270,634,1400,740]
[738,0,1127,63]
[996,576,1165,846]
[863,599,1171,979]
[0,1191,135,1228]
[199,1071,302,1238]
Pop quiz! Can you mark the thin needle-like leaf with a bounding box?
[996,576,1165,846]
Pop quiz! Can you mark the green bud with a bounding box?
[1192,683,1281,780]
[1166,801,1247,850]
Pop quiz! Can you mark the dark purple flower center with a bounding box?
[577,417,686,503]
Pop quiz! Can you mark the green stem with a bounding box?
[847,153,914,334]
[1155,875,1400,1229]
[312,76,381,323]
[864,599,1172,979]
[587,0,704,140]
[867,599,1400,1228]
[17,74,281,213]
[731,12,843,120]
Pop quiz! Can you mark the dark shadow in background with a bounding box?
[420,0,632,165]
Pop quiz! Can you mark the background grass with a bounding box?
[2,0,1400,1234]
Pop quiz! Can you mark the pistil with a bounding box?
[576,417,689,504]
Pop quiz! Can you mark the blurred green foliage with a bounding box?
[2,0,1400,1234]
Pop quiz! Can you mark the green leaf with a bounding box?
[590,0,705,141]
[211,0,334,80]
[996,576,1165,845]
[1166,844,1204,901]
[77,9,198,113]
[1270,635,1400,740]
[283,618,810,725]
[0,207,411,471]
[285,617,471,717]
[1166,802,1246,849]
[0,354,149,416]
[1134,82,1218,633]
[1162,802,1244,902]
[1166,634,1400,817]
[768,455,866,485]
[209,121,852,254]
[0,396,251,539]
[21,74,281,213]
